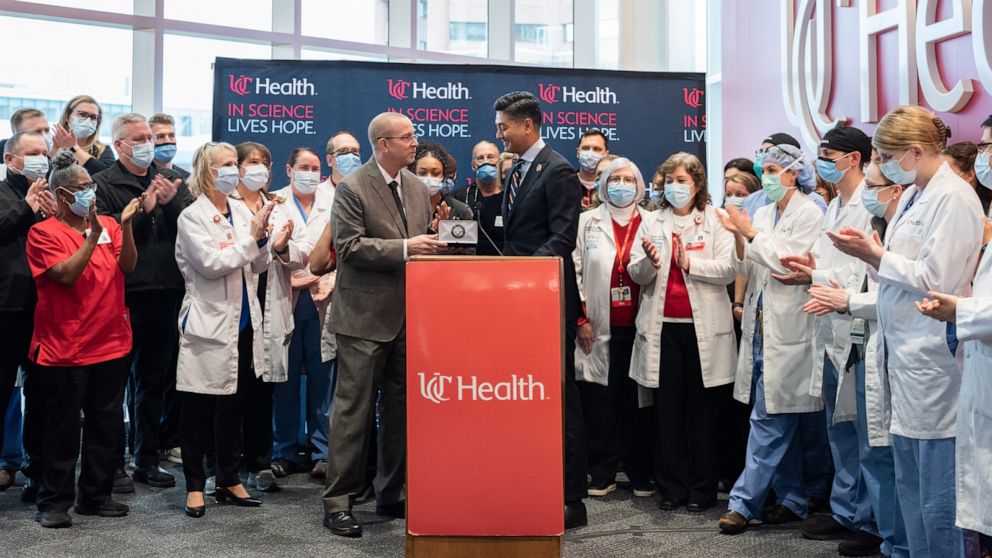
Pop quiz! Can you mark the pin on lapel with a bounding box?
[535,163,543,173]
[213,215,221,224]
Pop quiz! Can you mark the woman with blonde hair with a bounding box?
[829,105,983,557]
[56,95,116,175]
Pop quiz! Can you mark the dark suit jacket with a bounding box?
[329,158,433,342]
[501,144,582,323]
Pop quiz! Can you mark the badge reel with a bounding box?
[437,219,479,247]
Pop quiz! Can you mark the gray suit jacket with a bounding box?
[329,158,433,342]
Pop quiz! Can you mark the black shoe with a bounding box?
[270,459,302,479]
[112,469,135,494]
[324,511,362,537]
[719,510,749,535]
[686,499,716,513]
[838,530,883,557]
[184,504,205,518]
[587,478,617,497]
[658,498,687,511]
[0,468,13,490]
[375,501,406,519]
[21,479,38,503]
[564,501,587,530]
[762,504,802,525]
[801,515,853,540]
[39,509,71,528]
[631,481,655,498]
[73,499,130,517]
[132,465,176,488]
[214,486,261,507]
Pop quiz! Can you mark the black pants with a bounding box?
[21,365,46,482]
[564,321,588,504]
[655,322,723,504]
[578,326,653,485]
[240,367,274,473]
[0,311,32,468]
[37,358,126,512]
[181,327,251,492]
[124,291,182,468]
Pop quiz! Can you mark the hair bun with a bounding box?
[932,116,952,143]
[51,149,76,170]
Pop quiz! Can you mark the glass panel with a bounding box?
[162,34,270,169]
[597,0,619,70]
[22,0,133,14]
[300,48,388,62]
[165,0,273,32]
[417,0,488,58]
[514,0,573,67]
[301,0,389,44]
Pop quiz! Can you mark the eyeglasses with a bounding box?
[333,148,360,157]
[73,111,99,122]
[978,142,992,155]
[380,134,418,144]
[606,176,637,186]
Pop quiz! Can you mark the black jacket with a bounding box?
[94,161,192,293]
[500,144,582,323]
[0,173,42,312]
[79,144,117,176]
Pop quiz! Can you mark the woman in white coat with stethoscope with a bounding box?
[829,106,983,558]
[572,156,654,500]
[627,152,736,512]
[175,142,276,517]
[715,144,825,535]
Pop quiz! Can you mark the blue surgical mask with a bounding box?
[649,189,662,205]
[241,164,269,192]
[293,170,320,194]
[334,152,361,176]
[475,163,498,185]
[975,151,992,190]
[815,153,852,184]
[724,195,746,210]
[420,176,443,196]
[861,186,894,219]
[122,141,155,169]
[59,185,96,218]
[880,151,917,185]
[154,143,177,164]
[214,166,241,195]
[761,171,794,202]
[70,116,97,140]
[440,178,456,197]
[577,150,603,173]
[607,182,637,207]
[663,182,693,209]
[14,154,49,181]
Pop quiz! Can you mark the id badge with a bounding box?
[494,215,503,228]
[850,318,867,345]
[610,286,632,307]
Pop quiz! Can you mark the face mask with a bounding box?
[577,150,603,173]
[880,150,917,185]
[293,170,320,194]
[13,154,49,181]
[154,143,177,164]
[815,154,852,184]
[607,182,637,207]
[421,177,443,196]
[663,182,693,209]
[762,171,795,202]
[70,116,97,140]
[122,141,155,169]
[975,152,992,190]
[475,163,498,185]
[861,186,894,219]
[59,185,96,218]
[214,166,241,195]
[649,189,662,205]
[334,152,361,176]
[724,195,746,210]
[241,164,269,192]
[753,152,765,178]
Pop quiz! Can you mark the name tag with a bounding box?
[610,286,633,307]
[494,215,503,228]
[850,318,867,345]
[97,229,111,245]
[685,233,706,251]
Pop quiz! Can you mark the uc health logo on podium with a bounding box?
[417,371,549,404]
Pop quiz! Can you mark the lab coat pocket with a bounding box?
[181,298,228,344]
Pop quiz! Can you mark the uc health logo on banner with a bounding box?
[536,82,623,143]
[224,73,319,136]
[417,371,549,405]
[385,78,473,139]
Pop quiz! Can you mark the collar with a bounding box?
[376,160,402,187]
[519,139,546,164]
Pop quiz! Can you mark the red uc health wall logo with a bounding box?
[683,87,704,108]
[539,83,561,104]
[229,74,254,96]
[388,78,412,100]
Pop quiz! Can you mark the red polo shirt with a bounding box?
[26,216,132,367]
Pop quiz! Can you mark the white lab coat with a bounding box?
[572,203,652,385]
[733,191,824,413]
[175,195,269,395]
[847,270,893,447]
[808,184,873,424]
[626,205,738,389]
[874,163,983,439]
[953,250,992,536]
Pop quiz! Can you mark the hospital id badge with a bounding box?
[850,318,867,345]
[611,286,633,307]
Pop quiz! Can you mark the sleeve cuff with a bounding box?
[403,239,408,262]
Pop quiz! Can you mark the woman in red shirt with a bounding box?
[26,150,139,528]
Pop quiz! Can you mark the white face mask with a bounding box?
[122,141,155,169]
[241,164,269,192]
[213,166,241,195]
[293,170,320,194]
[420,176,443,196]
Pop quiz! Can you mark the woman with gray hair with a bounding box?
[715,143,826,534]
[25,150,139,528]
[572,156,655,499]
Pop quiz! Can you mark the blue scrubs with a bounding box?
[892,435,962,558]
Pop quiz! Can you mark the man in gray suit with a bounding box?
[322,112,447,538]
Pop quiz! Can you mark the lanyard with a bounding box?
[292,193,310,224]
[611,212,641,276]
[893,189,919,228]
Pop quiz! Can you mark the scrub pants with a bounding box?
[853,359,909,558]
[272,306,334,465]
[727,328,808,520]
[799,409,832,501]
[892,434,962,558]
[1,387,23,471]
[822,356,875,532]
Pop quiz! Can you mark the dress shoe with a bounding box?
[39,509,72,529]
[762,504,802,525]
[801,515,853,540]
[631,481,655,498]
[838,530,883,557]
[132,465,176,488]
[21,479,38,502]
[658,498,687,511]
[310,460,327,479]
[164,447,183,464]
[324,511,362,537]
[214,486,261,507]
[249,469,280,493]
[185,493,206,518]
[587,478,616,497]
[270,459,302,478]
[375,501,406,519]
[112,469,135,494]
[564,501,587,529]
[0,468,13,490]
[686,499,717,513]
[718,510,748,535]
[73,499,130,517]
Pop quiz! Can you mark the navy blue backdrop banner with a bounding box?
[213,58,706,188]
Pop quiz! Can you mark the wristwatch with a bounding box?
[274,245,289,256]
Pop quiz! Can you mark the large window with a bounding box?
[513,0,573,67]
[301,0,389,44]
[418,0,487,58]
[165,0,273,32]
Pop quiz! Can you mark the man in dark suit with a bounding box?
[321,112,447,538]
[494,90,588,529]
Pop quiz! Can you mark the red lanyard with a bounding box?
[612,212,641,275]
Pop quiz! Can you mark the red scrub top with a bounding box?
[26,216,132,367]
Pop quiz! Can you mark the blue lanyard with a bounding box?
[893,190,919,228]
[292,194,309,224]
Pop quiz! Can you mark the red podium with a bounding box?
[405,257,564,557]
